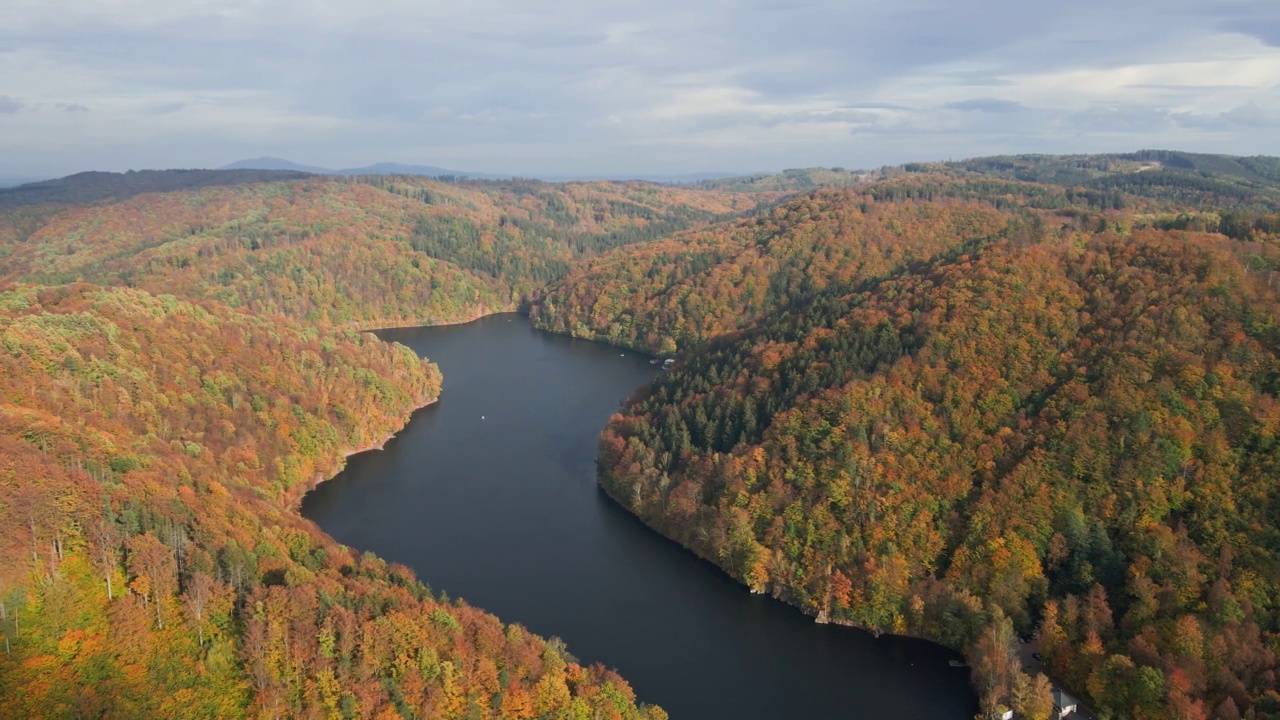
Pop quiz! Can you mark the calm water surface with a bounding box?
[302,314,977,719]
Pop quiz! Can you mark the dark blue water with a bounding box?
[302,314,976,719]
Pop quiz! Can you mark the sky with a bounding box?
[2,0,1279,178]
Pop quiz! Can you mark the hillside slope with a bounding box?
[532,166,1280,358]
[696,151,1280,211]
[7,154,1280,719]
[935,151,1280,211]
[532,191,1012,353]
[0,176,771,328]
[0,169,767,719]
[591,225,1280,718]
[0,284,664,719]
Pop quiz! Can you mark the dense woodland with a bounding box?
[0,284,663,719]
[533,165,1280,356]
[0,172,767,719]
[0,176,769,329]
[700,151,1280,211]
[532,192,1012,353]
[554,185,1280,718]
[3,152,1280,719]
[937,151,1280,211]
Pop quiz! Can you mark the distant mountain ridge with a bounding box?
[925,149,1280,210]
[219,156,331,174]
[694,150,1280,209]
[220,156,507,180]
[0,168,313,210]
[220,157,738,183]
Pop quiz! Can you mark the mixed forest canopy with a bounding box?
[535,164,1280,719]
[697,151,1280,212]
[2,151,1280,719]
[0,284,664,719]
[0,176,771,329]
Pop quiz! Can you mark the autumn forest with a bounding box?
[2,151,1280,719]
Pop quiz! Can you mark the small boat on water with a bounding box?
[949,660,967,668]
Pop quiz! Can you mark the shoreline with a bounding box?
[593,477,955,650]
[293,309,525,510]
[290,311,658,517]
[596,465,1097,713]
[294,315,976,714]
[288,392,440,512]
[308,313,908,644]
[291,308,537,513]
[341,305,521,334]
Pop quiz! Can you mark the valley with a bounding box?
[2,152,1279,719]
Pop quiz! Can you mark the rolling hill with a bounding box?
[0,283,664,719]
[0,175,774,328]
[534,179,1280,719]
[5,153,1280,719]
[0,169,315,211]
[220,158,508,180]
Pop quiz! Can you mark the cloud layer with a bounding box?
[2,0,1278,176]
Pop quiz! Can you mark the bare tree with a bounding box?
[90,518,121,600]
[184,572,218,646]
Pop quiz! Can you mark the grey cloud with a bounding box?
[59,103,89,112]
[0,96,22,113]
[1217,2,1280,46]
[755,108,888,129]
[942,71,1015,88]
[1219,102,1279,127]
[1125,84,1254,91]
[840,102,913,111]
[725,0,1195,99]
[1,0,1278,177]
[1172,103,1280,130]
[840,97,1280,141]
[943,99,1026,113]
[1242,24,1280,46]
[1061,105,1180,134]
[466,29,607,50]
[144,102,186,115]
[1057,102,1280,135]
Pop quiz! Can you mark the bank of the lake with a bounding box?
[288,394,439,512]
[303,314,978,719]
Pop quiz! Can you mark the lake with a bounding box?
[302,313,977,719]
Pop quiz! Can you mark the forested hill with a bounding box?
[5,155,1280,719]
[0,175,773,328]
[0,169,314,210]
[537,179,1280,718]
[697,151,1280,211]
[531,191,1013,353]
[0,171,761,718]
[690,167,868,193]
[924,151,1280,211]
[0,284,664,719]
[532,169,1280,355]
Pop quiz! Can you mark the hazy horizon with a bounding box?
[9,146,1280,187]
[3,0,1279,179]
